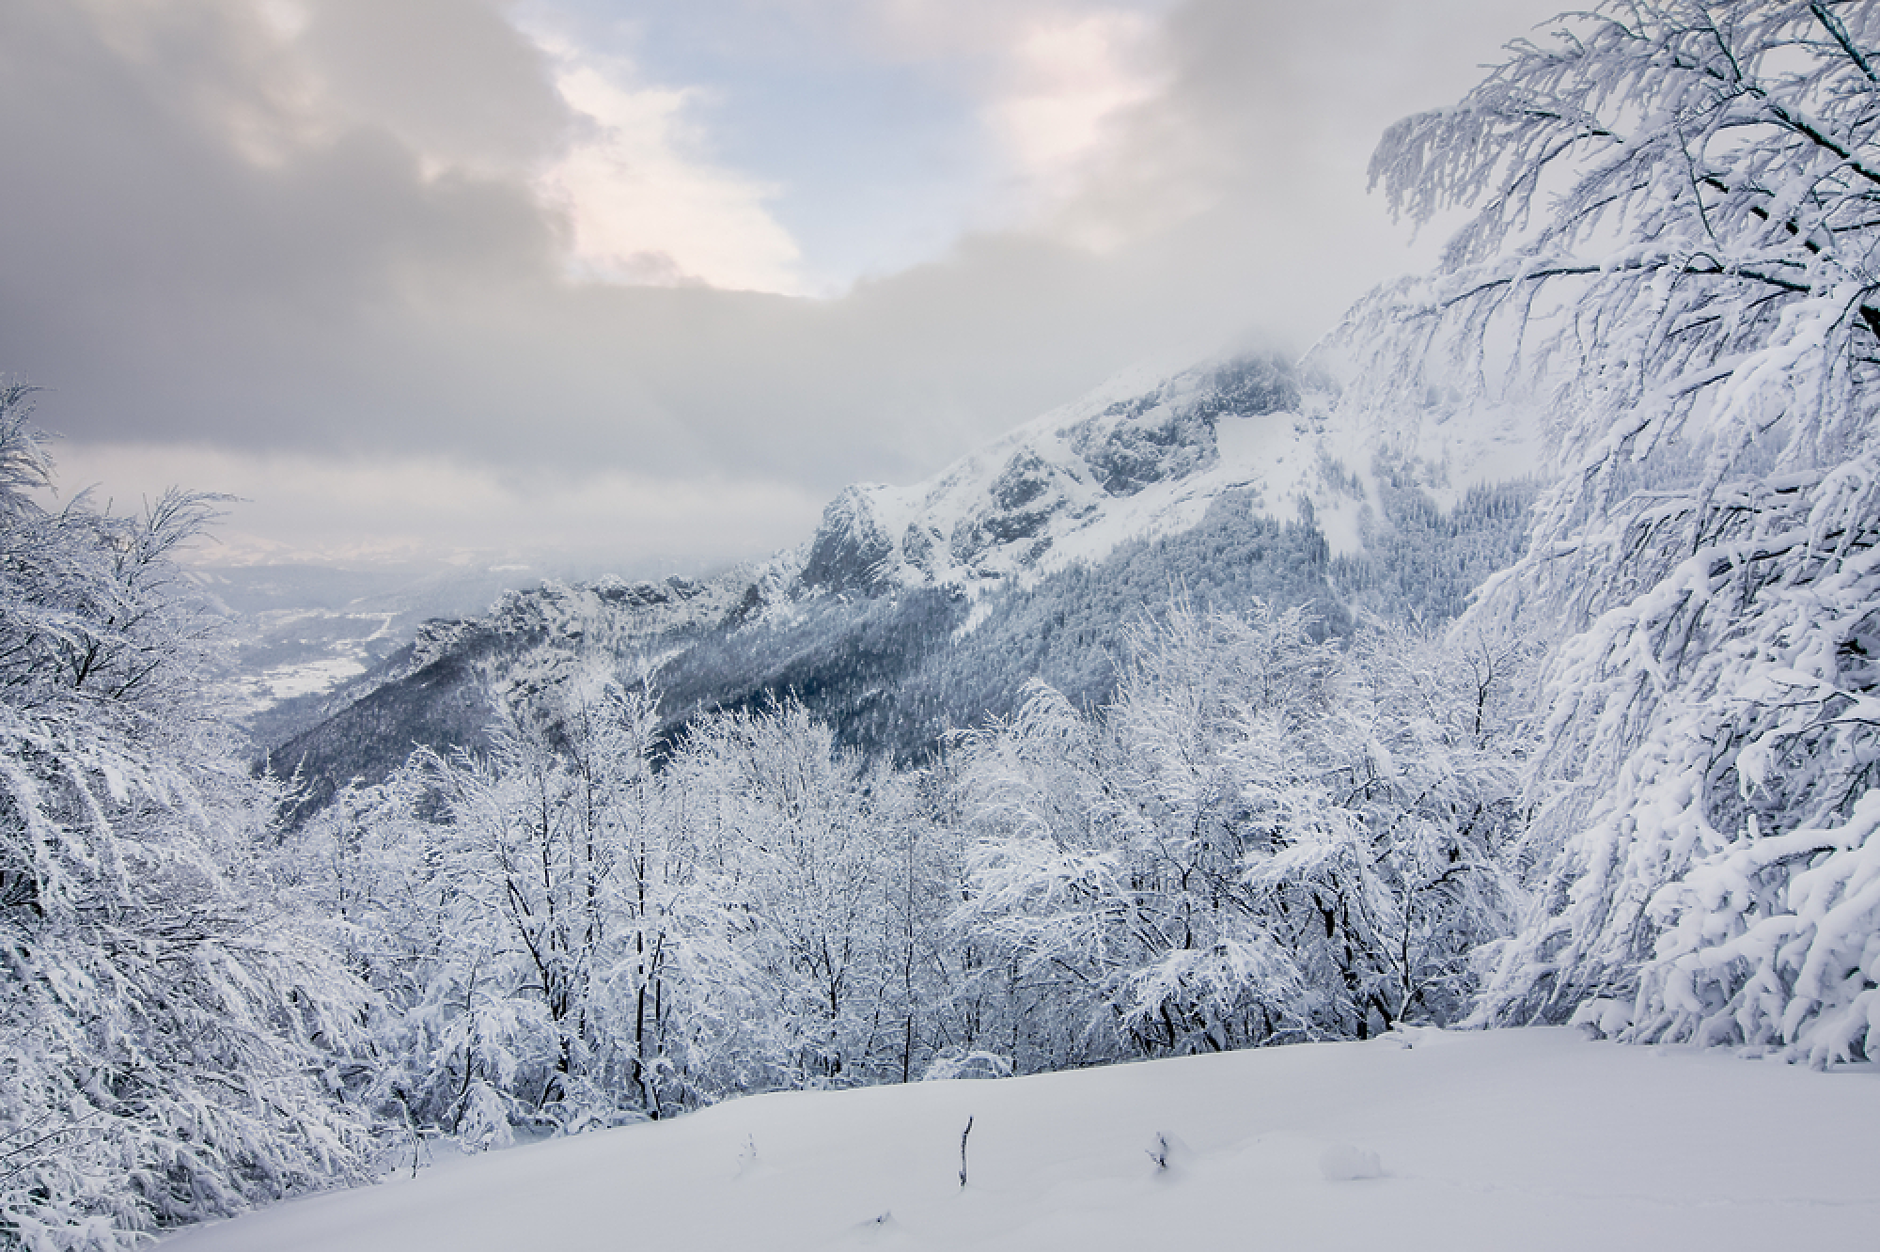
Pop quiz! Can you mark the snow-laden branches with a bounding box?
[951,604,1527,1063]
[1347,2,1880,1061]
[1360,0,1880,492]
[0,387,371,1250]
[290,674,979,1143]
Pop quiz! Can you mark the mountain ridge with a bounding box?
[259,349,1545,817]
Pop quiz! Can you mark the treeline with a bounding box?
[278,597,1531,1152]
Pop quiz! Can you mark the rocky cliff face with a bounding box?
[775,346,1537,605]
[779,353,1308,597]
[798,487,897,595]
[1074,352,1294,497]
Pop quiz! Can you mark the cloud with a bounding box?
[1021,0,1574,330]
[2,0,1192,476]
[294,0,571,175]
[51,439,828,574]
[981,7,1163,227]
[800,0,1170,228]
[2,0,1571,572]
[540,49,811,293]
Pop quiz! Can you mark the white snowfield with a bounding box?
[163,1028,1878,1252]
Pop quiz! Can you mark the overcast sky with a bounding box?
[1,0,1565,574]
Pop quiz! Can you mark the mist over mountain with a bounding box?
[258,349,1542,821]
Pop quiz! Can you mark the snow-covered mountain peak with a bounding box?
[777,350,1540,606]
[238,344,1545,744]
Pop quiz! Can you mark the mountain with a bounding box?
[733,351,1535,603]
[260,350,1544,818]
[196,554,652,747]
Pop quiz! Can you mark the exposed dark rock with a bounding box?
[902,523,942,577]
[990,450,1053,511]
[949,451,1067,566]
[800,487,895,594]
[592,575,704,607]
[723,580,769,629]
[1071,355,1295,497]
[1077,407,1217,497]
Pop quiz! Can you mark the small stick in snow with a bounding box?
[959,1116,974,1188]
[395,1092,423,1180]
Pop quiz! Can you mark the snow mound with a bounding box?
[1319,1142,1385,1181]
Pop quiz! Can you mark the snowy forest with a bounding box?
[7,2,1880,1247]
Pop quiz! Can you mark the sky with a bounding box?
[0,0,1567,575]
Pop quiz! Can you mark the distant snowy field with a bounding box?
[163,1028,1877,1252]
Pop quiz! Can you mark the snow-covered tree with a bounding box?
[338,670,706,1141]
[953,603,1523,1066]
[665,702,920,1087]
[1358,1,1880,1061]
[0,385,370,1249]
[313,673,936,1139]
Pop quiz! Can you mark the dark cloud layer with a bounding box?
[0,0,1564,564]
[3,1,1173,483]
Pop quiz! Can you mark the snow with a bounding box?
[161,1028,1879,1252]
[815,355,1547,600]
[253,654,372,702]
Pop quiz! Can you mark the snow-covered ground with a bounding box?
[163,1028,1878,1251]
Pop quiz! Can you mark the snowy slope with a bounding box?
[777,352,1542,603]
[161,1028,1878,1252]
